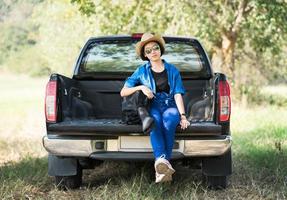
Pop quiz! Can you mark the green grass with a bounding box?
[0,157,50,199]
[0,74,286,199]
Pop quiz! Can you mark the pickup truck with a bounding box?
[43,34,232,189]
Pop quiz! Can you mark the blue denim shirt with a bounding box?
[124,59,185,96]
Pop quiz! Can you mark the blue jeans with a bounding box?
[149,92,180,161]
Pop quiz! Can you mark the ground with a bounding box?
[0,74,286,199]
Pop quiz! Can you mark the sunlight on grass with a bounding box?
[231,105,287,133]
[261,85,287,98]
[0,74,48,164]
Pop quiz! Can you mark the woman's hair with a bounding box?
[141,41,165,61]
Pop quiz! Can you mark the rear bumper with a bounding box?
[43,135,232,159]
[90,152,185,160]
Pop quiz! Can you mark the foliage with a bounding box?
[0,0,286,103]
[71,0,95,16]
[29,0,98,76]
[0,0,101,76]
[70,0,287,84]
[185,0,287,50]
[0,1,36,65]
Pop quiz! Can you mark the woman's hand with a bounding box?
[180,116,190,130]
[140,86,154,99]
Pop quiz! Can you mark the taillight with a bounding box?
[219,81,231,122]
[45,81,57,122]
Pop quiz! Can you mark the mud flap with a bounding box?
[202,149,232,176]
[48,154,78,176]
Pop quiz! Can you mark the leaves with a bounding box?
[71,0,95,16]
[0,0,286,87]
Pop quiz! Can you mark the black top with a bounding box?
[151,69,170,93]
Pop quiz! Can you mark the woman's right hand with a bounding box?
[140,86,154,99]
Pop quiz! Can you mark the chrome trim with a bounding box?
[184,136,232,156]
[43,136,93,157]
[43,136,232,157]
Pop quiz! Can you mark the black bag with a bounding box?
[121,91,149,125]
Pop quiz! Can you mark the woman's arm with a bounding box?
[174,93,186,115]
[120,85,154,99]
[120,86,143,97]
[174,93,190,129]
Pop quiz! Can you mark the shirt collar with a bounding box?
[146,59,168,69]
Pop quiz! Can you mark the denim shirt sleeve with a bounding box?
[124,67,140,88]
[174,69,185,95]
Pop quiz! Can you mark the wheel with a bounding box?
[206,175,227,189]
[55,165,82,190]
[201,149,232,189]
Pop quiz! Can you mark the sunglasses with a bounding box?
[145,45,160,55]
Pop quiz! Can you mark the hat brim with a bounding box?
[136,35,165,60]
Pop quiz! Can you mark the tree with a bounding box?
[184,0,287,81]
[71,0,287,82]
[0,0,98,76]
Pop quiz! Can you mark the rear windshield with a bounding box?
[80,39,207,73]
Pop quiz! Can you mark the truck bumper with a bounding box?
[43,135,232,159]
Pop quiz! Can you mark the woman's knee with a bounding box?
[163,108,180,121]
[150,108,162,128]
[162,108,180,128]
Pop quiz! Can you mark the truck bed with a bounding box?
[55,77,215,121]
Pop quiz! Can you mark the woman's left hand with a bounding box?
[180,116,190,130]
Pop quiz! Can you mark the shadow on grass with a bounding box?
[83,160,202,184]
[0,156,50,186]
[0,156,53,199]
[81,160,206,199]
[0,157,201,189]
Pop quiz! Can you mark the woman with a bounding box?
[120,33,190,183]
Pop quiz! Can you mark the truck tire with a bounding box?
[206,175,227,189]
[55,165,82,190]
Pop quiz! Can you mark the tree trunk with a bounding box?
[211,0,250,81]
[211,32,236,81]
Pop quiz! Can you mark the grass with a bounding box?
[0,74,286,199]
[256,85,287,107]
[261,85,287,99]
[0,73,47,163]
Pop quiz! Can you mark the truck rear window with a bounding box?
[80,39,206,73]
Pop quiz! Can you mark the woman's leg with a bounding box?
[162,107,180,160]
[149,107,166,159]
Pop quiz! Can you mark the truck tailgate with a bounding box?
[47,119,222,136]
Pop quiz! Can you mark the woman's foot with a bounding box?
[155,172,172,183]
[154,157,175,183]
[155,157,175,174]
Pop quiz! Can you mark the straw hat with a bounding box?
[135,33,165,61]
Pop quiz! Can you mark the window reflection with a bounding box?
[81,41,204,72]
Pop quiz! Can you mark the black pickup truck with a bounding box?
[43,34,232,189]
